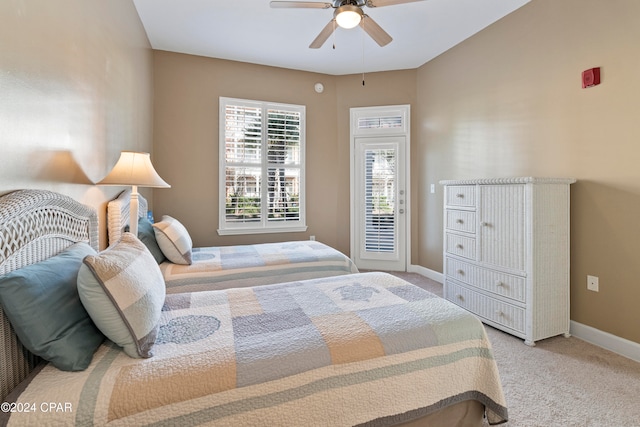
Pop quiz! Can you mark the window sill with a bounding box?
[217,225,308,236]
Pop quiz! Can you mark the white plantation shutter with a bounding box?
[219,98,306,235]
[357,115,403,130]
[224,104,262,225]
[267,108,302,223]
[267,109,301,165]
[364,148,396,253]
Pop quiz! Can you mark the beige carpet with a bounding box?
[387,271,640,427]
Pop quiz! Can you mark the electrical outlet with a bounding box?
[430,184,435,194]
[587,275,599,292]
[309,235,315,241]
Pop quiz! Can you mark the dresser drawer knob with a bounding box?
[495,310,504,317]
[456,294,464,301]
[456,244,464,249]
[496,281,504,287]
[457,269,465,275]
[456,193,464,198]
[456,219,464,224]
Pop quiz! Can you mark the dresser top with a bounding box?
[439,177,577,185]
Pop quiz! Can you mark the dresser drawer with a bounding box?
[445,210,476,234]
[445,257,525,303]
[445,233,476,260]
[445,185,476,208]
[446,281,525,334]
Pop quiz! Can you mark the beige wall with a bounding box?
[152,52,415,255]
[0,0,153,249]
[335,72,418,261]
[6,0,636,345]
[416,0,640,344]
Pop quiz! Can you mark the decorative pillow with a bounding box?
[125,216,166,264]
[0,243,104,371]
[77,233,166,358]
[152,215,193,265]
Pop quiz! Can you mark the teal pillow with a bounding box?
[125,217,166,264]
[0,243,105,371]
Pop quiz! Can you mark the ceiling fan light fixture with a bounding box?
[334,5,363,29]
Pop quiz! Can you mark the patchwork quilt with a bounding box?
[4,272,508,426]
[160,240,360,293]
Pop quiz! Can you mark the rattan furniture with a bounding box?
[0,190,98,401]
[440,177,575,346]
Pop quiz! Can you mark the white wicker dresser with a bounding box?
[440,177,576,346]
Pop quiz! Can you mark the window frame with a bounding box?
[218,97,307,235]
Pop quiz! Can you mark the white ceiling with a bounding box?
[132,0,530,76]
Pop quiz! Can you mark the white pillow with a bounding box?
[77,233,166,358]
[152,215,193,265]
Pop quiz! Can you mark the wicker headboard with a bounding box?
[106,189,148,245]
[0,190,99,401]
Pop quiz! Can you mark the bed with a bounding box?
[0,189,508,426]
[107,189,360,293]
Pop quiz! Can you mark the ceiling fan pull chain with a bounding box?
[332,19,337,49]
[361,18,365,85]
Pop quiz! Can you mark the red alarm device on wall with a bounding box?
[582,67,601,88]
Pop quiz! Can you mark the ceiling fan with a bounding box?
[270,0,426,49]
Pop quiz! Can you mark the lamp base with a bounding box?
[129,185,139,238]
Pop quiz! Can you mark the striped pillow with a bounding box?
[77,233,165,358]
[152,215,193,265]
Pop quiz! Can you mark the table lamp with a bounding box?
[97,151,170,237]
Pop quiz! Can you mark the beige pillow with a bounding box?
[152,215,193,265]
[77,233,165,358]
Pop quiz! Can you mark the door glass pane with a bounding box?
[364,148,396,253]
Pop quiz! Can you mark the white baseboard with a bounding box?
[405,267,640,363]
[408,264,443,283]
[570,321,640,363]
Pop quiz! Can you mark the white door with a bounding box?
[353,136,407,271]
[350,105,410,272]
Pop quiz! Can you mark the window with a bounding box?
[218,97,306,235]
[357,115,403,130]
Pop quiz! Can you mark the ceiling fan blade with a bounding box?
[270,1,331,9]
[361,15,392,47]
[366,0,426,7]
[309,19,336,49]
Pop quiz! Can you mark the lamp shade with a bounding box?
[335,5,362,29]
[98,152,170,188]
